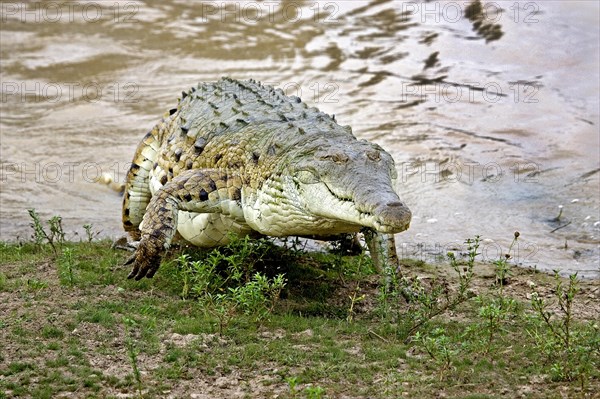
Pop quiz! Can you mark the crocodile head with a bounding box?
[285,140,412,235]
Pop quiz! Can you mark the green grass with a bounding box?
[0,238,598,398]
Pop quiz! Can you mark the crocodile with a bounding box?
[122,77,411,280]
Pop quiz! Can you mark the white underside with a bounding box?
[176,211,253,247]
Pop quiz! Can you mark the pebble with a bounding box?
[295,329,314,338]
[214,376,230,388]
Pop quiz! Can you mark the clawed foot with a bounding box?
[124,238,163,280]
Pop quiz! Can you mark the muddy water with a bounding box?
[1,1,598,277]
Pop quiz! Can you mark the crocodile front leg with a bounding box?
[126,169,243,280]
[364,230,400,287]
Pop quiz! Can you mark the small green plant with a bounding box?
[177,235,286,333]
[346,282,365,323]
[447,235,480,299]
[470,232,521,354]
[48,216,65,245]
[178,254,222,300]
[414,327,457,379]
[530,272,578,352]
[28,209,52,248]
[493,231,519,293]
[380,237,481,340]
[26,278,48,292]
[221,234,272,282]
[191,254,224,295]
[394,275,449,339]
[27,209,66,255]
[286,376,299,398]
[82,224,99,243]
[123,317,143,397]
[58,247,76,286]
[203,293,238,336]
[527,272,600,386]
[0,272,7,291]
[304,385,326,399]
[474,295,518,354]
[224,272,286,324]
[178,254,192,299]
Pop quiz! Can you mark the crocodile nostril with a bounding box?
[387,202,403,207]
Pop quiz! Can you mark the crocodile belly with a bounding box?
[176,211,253,247]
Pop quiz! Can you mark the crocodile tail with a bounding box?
[122,126,161,239]
[96,173,125,194]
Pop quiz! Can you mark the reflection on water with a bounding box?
[464,0,504,42]
[1,1,598,277]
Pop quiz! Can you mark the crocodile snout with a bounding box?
[373,200,412,233]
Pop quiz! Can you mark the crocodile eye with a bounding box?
[295,170,319,184]
[366,150,381,162]
[319,153,349,164]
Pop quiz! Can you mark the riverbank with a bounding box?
[1,237,598,398]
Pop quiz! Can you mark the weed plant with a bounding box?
[123,317,143,397]
[58,247,76,286]
[175,234,287,334]
[378,236,481,341]
[27,209,65,255]
[527,272,600,386]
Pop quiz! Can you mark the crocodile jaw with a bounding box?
[299,181,411,234]
[241,177,358,237]
[242,176,411,237]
